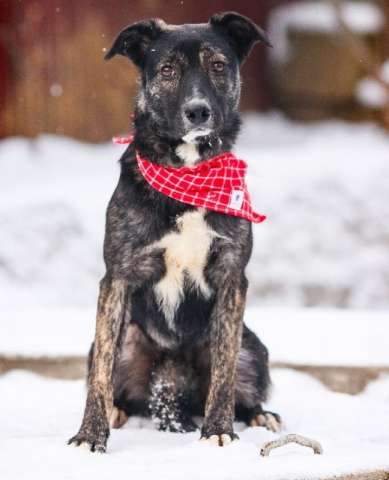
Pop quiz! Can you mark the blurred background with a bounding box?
[1,0,389,362]
[2,0,389,140]
[2,3,389,473]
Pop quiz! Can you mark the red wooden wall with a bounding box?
[0,0,290,140]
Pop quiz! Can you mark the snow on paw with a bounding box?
[200,432,238,446]
[153,412,199,433]
[109,406,129,429]
[67,428,109,453]
[250,411,282,432]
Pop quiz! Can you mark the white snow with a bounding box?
[1,114,389,309]
[356,59,389,108]
[242,115,389,309]
[0,306,94,357]
[245,308,389,367]
[1,305,389,367]
[267,1,384,63]
[0,135,116,306]
[1,116,389,478]
[1,369,388,479]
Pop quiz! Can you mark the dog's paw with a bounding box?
[167,416,198,433]
[179,416,199,433]
[250,410,282,432]
[155,414,198,433]
[68,425,109,453]
[109,406,129,429]
[200,432,239,446]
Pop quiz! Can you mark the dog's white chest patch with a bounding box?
[175,142,200,166]
[154,209,216,328]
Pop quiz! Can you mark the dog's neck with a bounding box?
[132,109,240,167]
[119,108,241,219]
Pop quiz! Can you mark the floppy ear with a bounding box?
[104,19,165,67]
[209,12,271,63]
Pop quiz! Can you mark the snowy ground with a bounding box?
[1,114,389,477]
[1,113,389,309]
[1,369,389,480]
[1,305,388,367]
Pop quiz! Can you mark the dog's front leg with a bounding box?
[68,276,128,453]
[201,275,246,446]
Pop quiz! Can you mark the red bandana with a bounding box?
[113,136,266,223]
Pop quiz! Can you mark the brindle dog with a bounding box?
[69,11,281,453]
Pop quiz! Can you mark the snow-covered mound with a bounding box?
[242,115,389,308]
[268,0,384,63]
[356,59,389,109]
[1,369,388,480]
[1,114,389,309]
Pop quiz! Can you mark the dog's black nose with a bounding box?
[184,101,211,126]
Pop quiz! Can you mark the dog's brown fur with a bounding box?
[68,12,280,453]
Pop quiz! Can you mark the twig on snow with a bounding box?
[260,434,323,457]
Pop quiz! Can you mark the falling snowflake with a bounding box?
[49,84,63,97]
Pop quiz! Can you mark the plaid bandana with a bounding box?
[113,135,266,223]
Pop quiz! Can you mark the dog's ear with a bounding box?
[209,12,271,63]
[104,19,165,67]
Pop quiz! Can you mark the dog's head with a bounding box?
[106,12,270,162]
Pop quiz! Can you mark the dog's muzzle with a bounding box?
[183,100,211,127]
[181,100,214,142]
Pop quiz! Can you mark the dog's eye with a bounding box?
[211,61,225,73]
[160,65,174,78]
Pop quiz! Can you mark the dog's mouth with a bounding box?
[182,128,212,144]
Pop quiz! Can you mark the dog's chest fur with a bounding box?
[153,208,217,328]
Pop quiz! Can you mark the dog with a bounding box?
[68,11,281,453]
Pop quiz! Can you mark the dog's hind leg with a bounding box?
[235,325,282,432]
[68,276,128,452]
[111,323,158,428]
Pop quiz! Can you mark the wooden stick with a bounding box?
[260,434,323,457]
